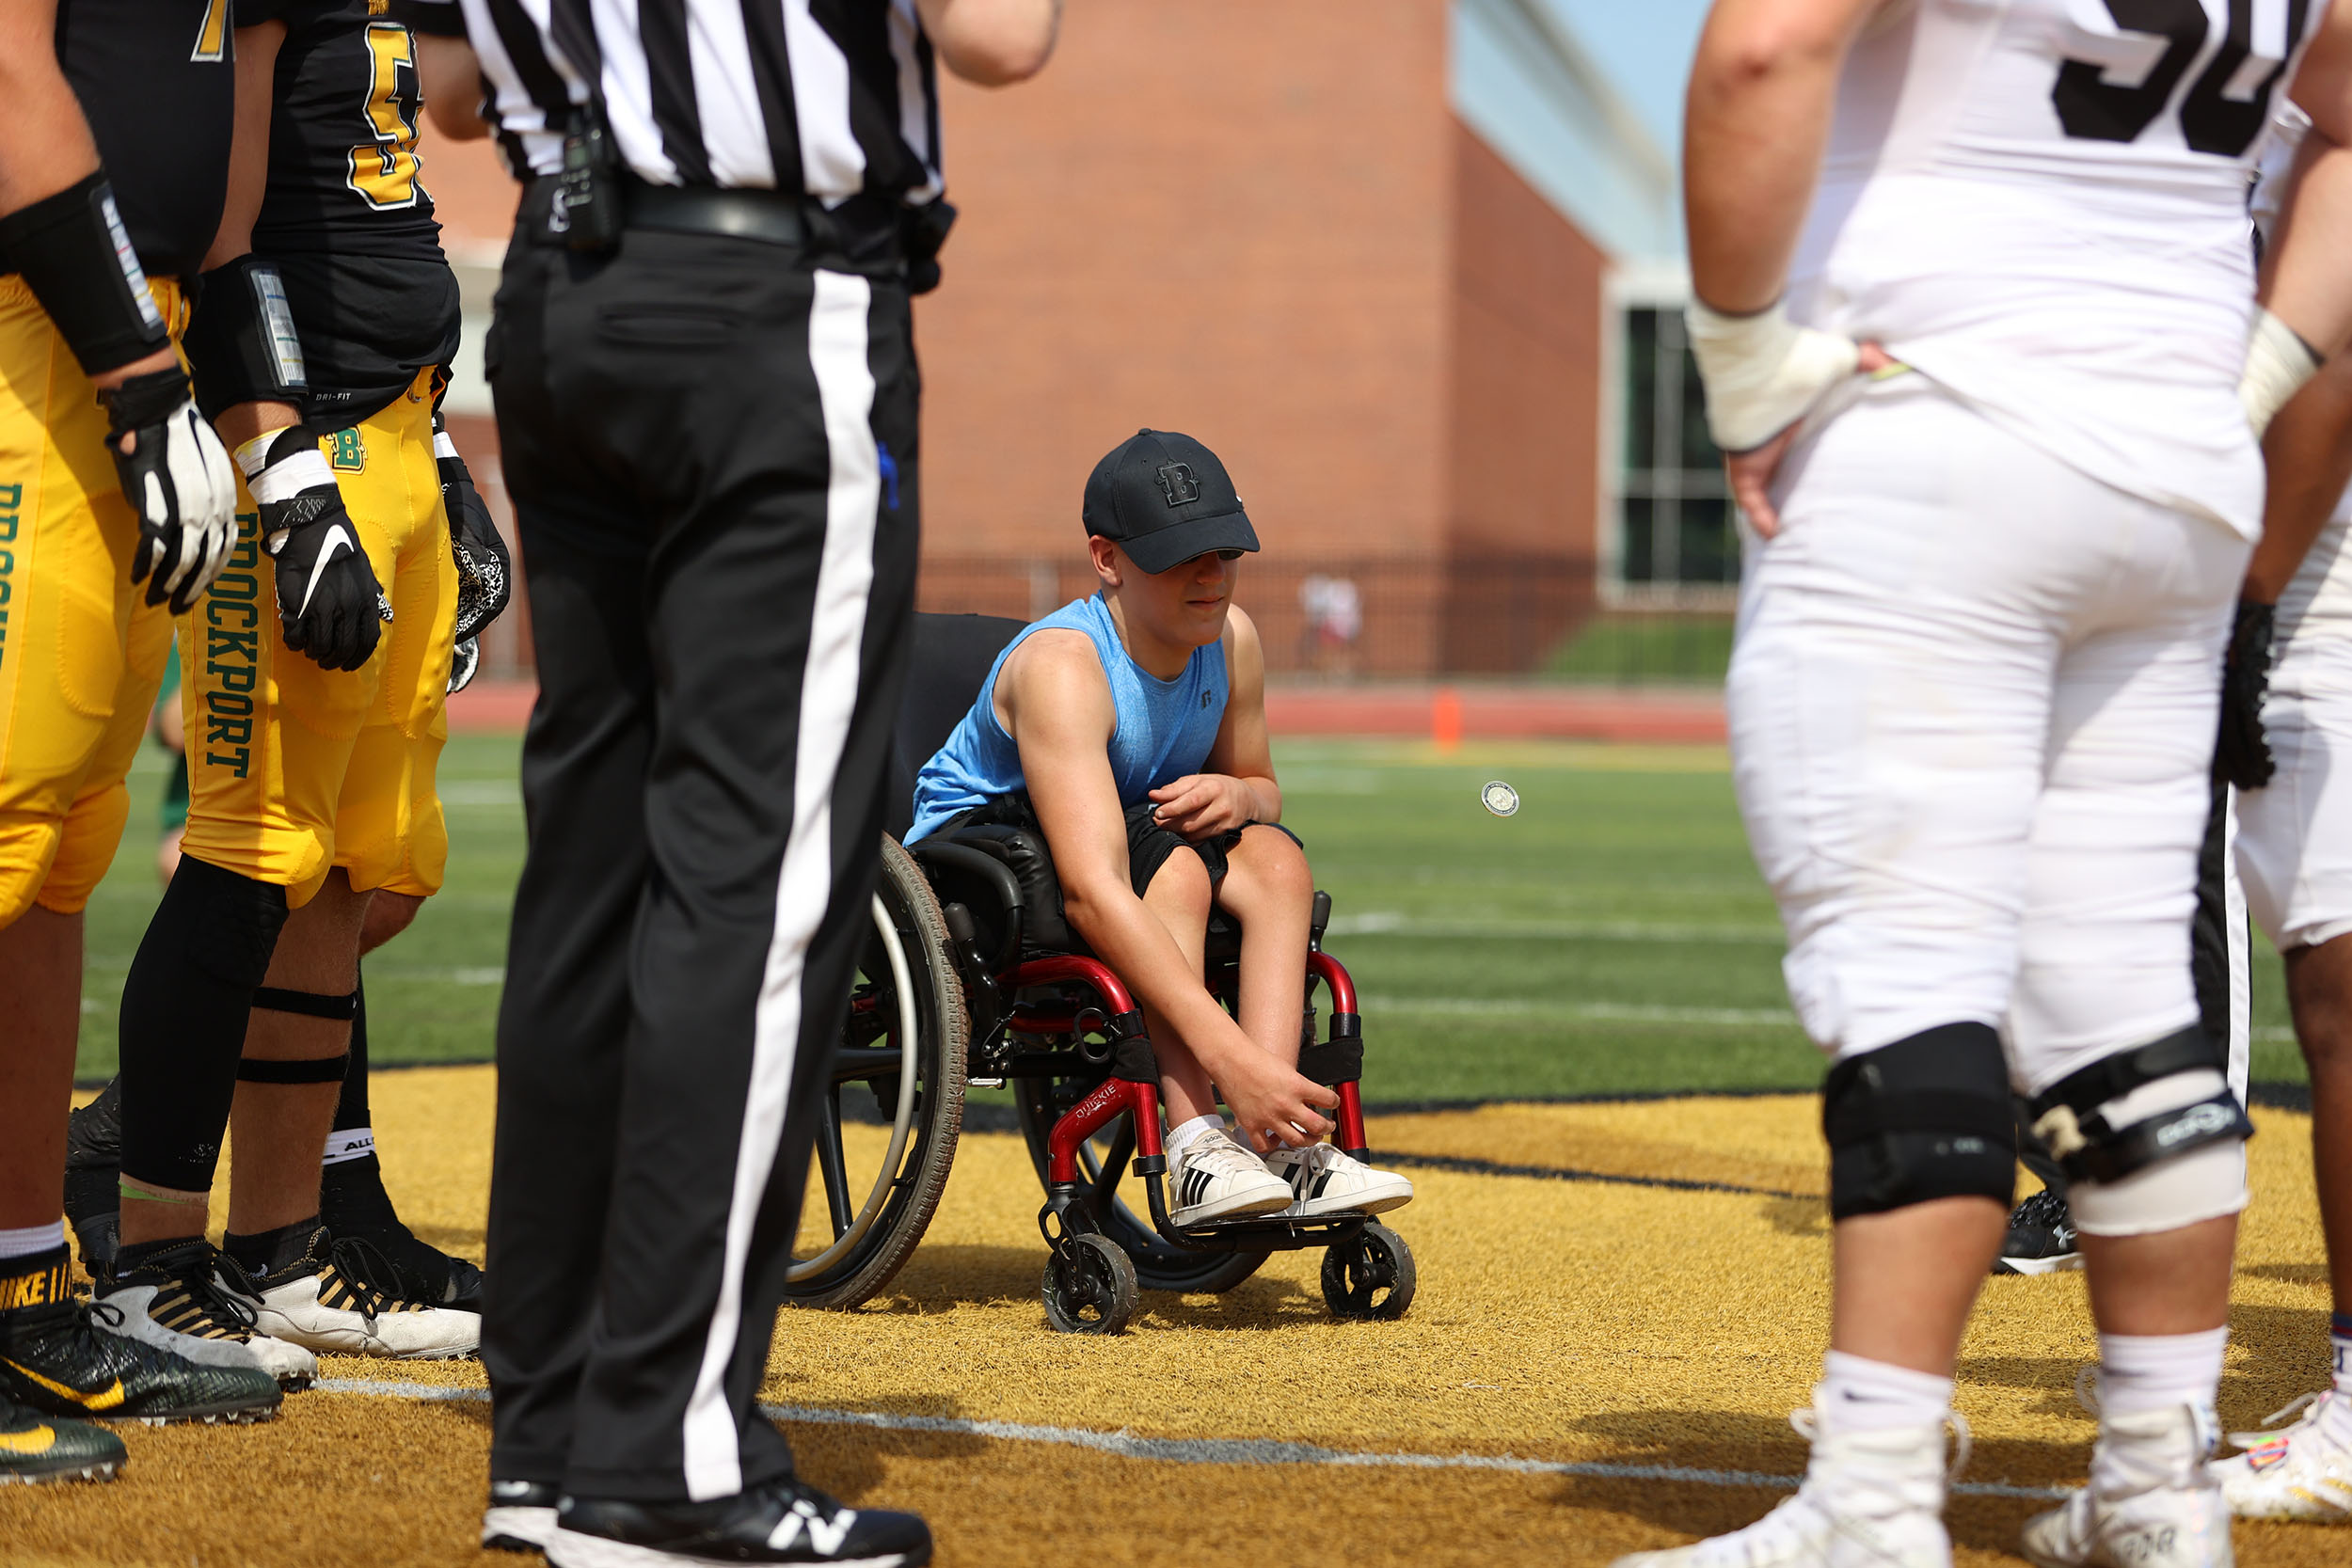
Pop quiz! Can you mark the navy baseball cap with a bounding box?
[1082,429,1260,575]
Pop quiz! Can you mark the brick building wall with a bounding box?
[417,0,1611,677]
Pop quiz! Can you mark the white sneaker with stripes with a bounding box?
[1259,1142,1414,1217]
[2215,1390,2352,1524]
[1166,1129,1292,1227]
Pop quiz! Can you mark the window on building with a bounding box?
[1618,306,1736,592]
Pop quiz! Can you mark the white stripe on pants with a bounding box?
[1729,378,2249,1097]
[679,269,879,1501]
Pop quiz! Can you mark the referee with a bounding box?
[398,2,1057,1563]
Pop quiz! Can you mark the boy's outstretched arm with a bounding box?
[1007,632,1335,1148]
[1154,608,1279,839]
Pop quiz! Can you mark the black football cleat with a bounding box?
[0,1247,281,1426]
[1992,1186,2081,1276]
[551,1476,931,1567]
[0,1392,124,1485]
[485,1479,564,1553]
[321,1157,485,1310]
[62,1079,124,1281]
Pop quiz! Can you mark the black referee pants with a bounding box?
[481,229,917,1503]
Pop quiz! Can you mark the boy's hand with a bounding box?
[1148,773,1260,839]
[1216,1051,1339,1153]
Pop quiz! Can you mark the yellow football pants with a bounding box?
[0,277,183,925]
[178,367,455,907]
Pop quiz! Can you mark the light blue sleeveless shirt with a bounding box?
[908,594,1230,843]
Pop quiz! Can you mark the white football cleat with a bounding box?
[1611,1392,1959,1568]
[1259,1142,1414,1217]
[228,1227,480,1360]
[1166,1129,1292,1226]
[96,1239,317,1389]
[484,1479,564,1553]
[2020,1402,2233,1568]
[2215,1390,2352,1523]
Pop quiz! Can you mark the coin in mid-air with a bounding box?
[1480,780,1519,817]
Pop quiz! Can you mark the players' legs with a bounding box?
[2217,667,2352,1516]
[224,870,370,1242]
[1136,846,1217,1125]
[1622,385,2112,1568]
[2007,514,2251,1566]
[560,260,921,1507]
[1216,822,1311,1069]
[0,907,83,1231]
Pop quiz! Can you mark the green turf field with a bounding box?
[74,732,2310,1096]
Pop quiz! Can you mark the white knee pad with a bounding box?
[2054,1065,2252,1236]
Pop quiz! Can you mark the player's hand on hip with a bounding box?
[1149,774,1252,839]
[99,367,239,614]
[1217,1050,1338,1153]
[235,429,392,673]
[1722,341,1898,540]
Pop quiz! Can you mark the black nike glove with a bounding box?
[2216,597,2276,791]
[98,367,238,613]
[435,416,511,642]
[234,427,391,673]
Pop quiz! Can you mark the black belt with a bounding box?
[521,175,905,271]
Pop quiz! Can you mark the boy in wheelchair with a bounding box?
[909,430,1414,1227]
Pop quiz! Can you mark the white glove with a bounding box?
[97,367,238,614]
[1684,297,1861,453]
[2241,306,2321,440]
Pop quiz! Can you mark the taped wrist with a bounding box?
[2241,307,2321,440]
[182,257,308,422]
[1685,296,1861,454]
[234,427,339,539]
[0,171,168,377]
[1822,1022,2017,1221]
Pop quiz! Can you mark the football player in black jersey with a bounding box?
[0,0,287,1478]
[64,0,509,1377]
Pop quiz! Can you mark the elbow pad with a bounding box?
[2240,306,2320,440]
[1685,297,1860,454]
[0,171,170,377]
[182,257,310,423]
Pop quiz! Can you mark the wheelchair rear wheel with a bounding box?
[784,836,967,1309]
[1013,1076,1265,1295]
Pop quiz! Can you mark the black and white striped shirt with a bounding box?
[399,0,940,203]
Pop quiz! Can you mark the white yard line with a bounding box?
[309,1379,2065,1500]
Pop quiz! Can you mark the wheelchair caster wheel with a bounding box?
[1321,1222,1416,1321]
[1042,1233,1138,1335]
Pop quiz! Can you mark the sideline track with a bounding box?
[310,1376,2067,1500]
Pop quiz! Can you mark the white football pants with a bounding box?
[1729,378,2249,1101]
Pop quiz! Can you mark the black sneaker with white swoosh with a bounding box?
[549,1476,930,1567]
[0,1246,280,1426]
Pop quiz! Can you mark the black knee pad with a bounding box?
[1823,1023,2017,1221]
[2026,1024,2252,1185]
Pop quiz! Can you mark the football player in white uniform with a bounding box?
[1617,4,2352,1567]
[2204,103,2352,1528]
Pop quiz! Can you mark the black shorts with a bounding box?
[935,793,1302,898]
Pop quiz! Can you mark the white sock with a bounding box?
[2096,1326,2229,1417]
[1820,1350,1953,1433]
[0,1220,66,1261]
[1166,1115,1224,1156]
[323,1126,376,1166]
